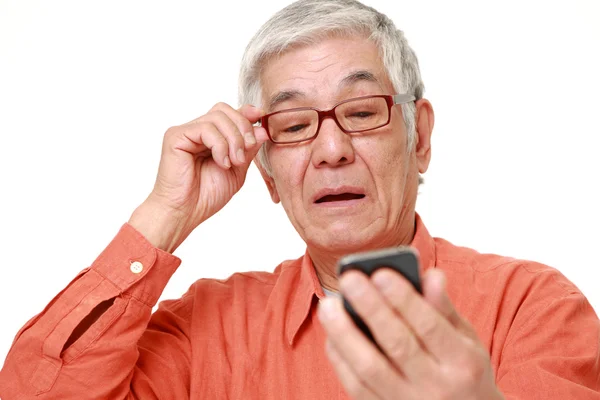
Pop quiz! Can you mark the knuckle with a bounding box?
[165,126,179,138]
[344,379,368,399]
[211,101,229,111]
[164,126,185,149]
[355,356,380,383]
[467,354,487,382]
[415,314,439,340]
[210,109,228,121]
[455,345,487,386]
[387,337,418,365]
[199,125,224,145]
[195,122,215,140]
[228,131,245,150]
[215,134,229,147]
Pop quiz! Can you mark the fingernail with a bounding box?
[244,132,256,146]
[318,298,338,321]
[223,156,231,168]
[372,272,390,291]
[340,273,364,297]
[237,148,246,163]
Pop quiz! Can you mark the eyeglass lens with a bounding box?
[267,97,389,143]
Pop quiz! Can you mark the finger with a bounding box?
[213,102,259,149]
[239,105,271,157]
[246,125,269,160]
[238,103,264,124]
[318,297,403,396]
[423,269,479,341]
[252,124,269,144]
[324,340,383,400]
[339,271,436,382]
[202,110,247,166]
[371,269,464,362]
[211,103,269,165]
[175,122,231,169]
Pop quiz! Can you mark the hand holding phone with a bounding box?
[337,247,422,345]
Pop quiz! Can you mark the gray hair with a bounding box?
[238,0,425,177]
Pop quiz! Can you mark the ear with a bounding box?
[254,158,280,204]
[414,99,434,174]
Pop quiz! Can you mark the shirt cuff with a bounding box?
[91,223,182,307]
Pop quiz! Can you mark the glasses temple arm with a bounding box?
[393,94,416,104]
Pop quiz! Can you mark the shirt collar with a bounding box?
[284,213,437,346]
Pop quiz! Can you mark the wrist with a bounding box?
[128,199,190,253]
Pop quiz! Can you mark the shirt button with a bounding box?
[130,261,144,274]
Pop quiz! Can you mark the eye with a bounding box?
[284,124,308,133]
[350,111,375,118]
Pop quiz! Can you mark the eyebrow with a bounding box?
[267,90,305,112]
[266,69,380,112]
[338,70,379,88]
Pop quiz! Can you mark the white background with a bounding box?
[0,0,598,363]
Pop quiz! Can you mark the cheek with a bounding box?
[385,124,410,166]
[359,132,407,173]
[271,147,311,196]
[289,152,309,188]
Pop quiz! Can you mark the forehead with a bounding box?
[259,36,393,108]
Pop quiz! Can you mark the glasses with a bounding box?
[258,94,415,144]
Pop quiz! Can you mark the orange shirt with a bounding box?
[1,215,599,399]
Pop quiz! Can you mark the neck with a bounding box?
[309,211,416,293]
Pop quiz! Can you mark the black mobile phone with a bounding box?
[337,247,422,344]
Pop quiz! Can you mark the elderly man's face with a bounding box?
[258,36,431,251]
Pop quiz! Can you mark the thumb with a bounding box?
[243,125,269,165]
[423,269,480,341]
[238,104,264,123]
[238,104,269,161]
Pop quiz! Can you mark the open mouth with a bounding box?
[315,193,366,203]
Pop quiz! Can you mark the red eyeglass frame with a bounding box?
[258,93,415,144]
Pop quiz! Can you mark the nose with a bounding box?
[310,116,355,168]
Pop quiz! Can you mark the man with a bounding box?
[1,0,598,398]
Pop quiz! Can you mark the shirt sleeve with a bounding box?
[0,224,193,400]
[496,289,600,399]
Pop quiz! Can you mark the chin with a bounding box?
[306,220,384,253]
